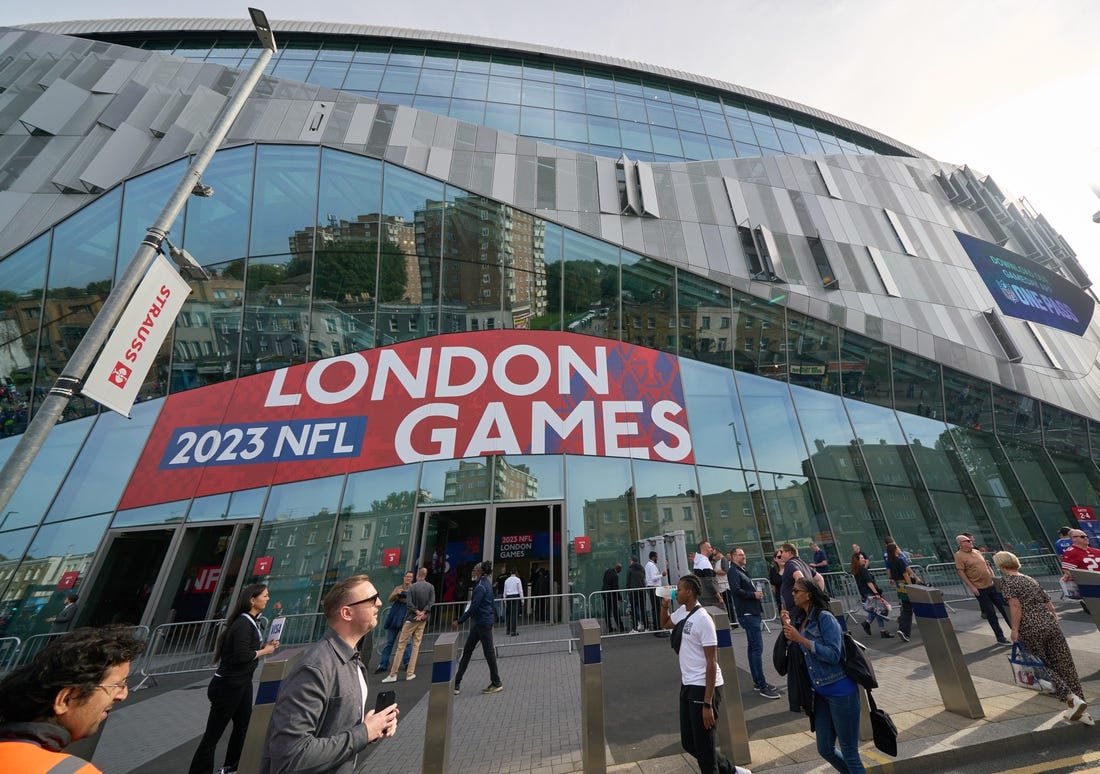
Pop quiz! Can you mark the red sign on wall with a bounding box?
[574,536,591,554]
[252,556,274,576]
[58,571,79,590]
[382,547,402,567]
[1072,506,1096,521]
[117,331,692,510]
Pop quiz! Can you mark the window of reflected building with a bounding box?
[875,484,951,564]
[791,384,862,482]
[492,455,563,502]
[786,308,838,394]
[39,188,122,422]
[731,287,786,379]
[419,457,492,506]
[759,473,825,550]
[171,259,244,391]
[0,233,49,416]
[676,271,733,368]
[0,526,35,604]
[249,145,320,259]
[942,367,992,431]
[992,385,1042,446]
[0,513,112,638]
[534,222,563,331]
[814,477,886,561]
[564,454,632,596]
[311,149,385,355]
[845,399,908,487]
[239,254,309,376]
[632,458,700,545]
[999,440,1069,540]
[680,358,751,469]
[111,500,190,528]
[254,475,344,615]
[891,349,942,420]
[926,489,995,550]
[696,465,770,568]
[736,370,809,476]
[1042,404,1088,457]
[45,401,161,522]
[328,465,420,598]
[182,145,254,264]
[837,329,891,407]
[1049,451,1100,512]
[1,413,92,531]
[621,251,675,354]
[561,230,619,341]
[898,412,970,493]
[116,159,188,283]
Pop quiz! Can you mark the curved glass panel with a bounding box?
[875,483,950,564]
[419,457,492,506]
[815,477,885,558]
[0,233,49,414]
[492,455,563,502]
[1049,450,1100,512]
[680,358,748,468]
[942,367,992,431]
[845,400,907,487]
[677,271,733,368]
[736,371,808,475]
[116,158,188,281]
[171,258,244,391]
[0,513,111,637]
[785,309,838,394]
[621,253,675,354]
[40,188,122,422]
[838,329,891,408]
[696,465,769,572]
[562,230,619,341]
[1042,404,1088,457]
[992,385,1042,445]
[254,475,344,614]
[758,473,824,549]
[891,350,942,420]
[248,145,320,258]
[632,458,700,547]
[182,145,255,264]
[0,526,36,603]
[732,288,786,379]
[111,499,189,528]
[537,222,564,331]
[565,454,632,596]
[45,400,161,522]
[238,253,309,376]
[790,385,860,482]
[330,465,419,593]
[312,149,384,355]
[2,415,93,530]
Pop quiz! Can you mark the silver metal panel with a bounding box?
[296,100,333,142]
[18,78,90,135]
[66,53,117,92]
[276,100,315,141]
[635,161,660,217]
[410,111,437,146]
[489,151,514,203]
[79,121,148,191]
[599,213,623,246]
[320,99,356,145]
[91,58,141,94]
[141,123,193,169]
[50,124,111,192]
[252,99,293,140]
[403,143,430,173]
[595,156,619,214]
[344,102,377,145]
[388,105,417,149]
[173,85,228,135]
[431,116,456,154]
[97,80,148,130]
[555,156,578,213]
[60,94,113,137]
[426,145,453,181]
[39,52,81,88]
[148,90,189,137]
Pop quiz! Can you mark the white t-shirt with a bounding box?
[645,560,663,587]
[503,575,523,597]
[693,553,713,572]
[669,604,724,687]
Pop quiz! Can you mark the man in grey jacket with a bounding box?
[261,574,399,774]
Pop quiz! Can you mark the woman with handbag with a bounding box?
[850,553,891,639]
[993,551,1093,726]
[782,578,867,774]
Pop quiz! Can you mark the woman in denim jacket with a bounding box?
[781,578,866,773]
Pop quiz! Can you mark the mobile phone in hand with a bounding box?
[374,690,396,714]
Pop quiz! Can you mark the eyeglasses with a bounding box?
[1071,534,1088,539]
[345,593,379,608]
[96,680,130,696]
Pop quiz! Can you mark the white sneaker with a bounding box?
[1079,711,1095,726]
[405,673,416,681]
[734,766,753,774]
[1068,695,1088,721]
[381,675,397,684]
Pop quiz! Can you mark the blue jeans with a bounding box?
[976,585,1010,639]
[862,596,887,629]
[740,613,766,688]
[814,688,866,773]
[379,625,411,670]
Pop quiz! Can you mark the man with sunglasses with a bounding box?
[0,626,145,773]
[953,534,1011,645]
[1060,530,1100,607]
[262,574,399,774]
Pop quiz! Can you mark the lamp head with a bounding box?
[249,7,277,52]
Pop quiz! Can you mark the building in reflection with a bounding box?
[0,18,1098,639]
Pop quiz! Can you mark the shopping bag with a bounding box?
[1008,643,1053,693]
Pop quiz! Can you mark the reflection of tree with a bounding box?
[288,240,407,302]
[550,260,616,313]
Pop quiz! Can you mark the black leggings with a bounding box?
[189,675,253,774]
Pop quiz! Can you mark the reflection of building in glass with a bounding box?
[2,19,1100,642]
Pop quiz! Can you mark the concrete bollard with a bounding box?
[1069,568,1100,632]
[707,605,751,767]
[238,648,303,773]
[907,585,984,719]
[422,631,459,774]
[579,619,607,774]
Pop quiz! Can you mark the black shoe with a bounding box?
[373,666,387,674]
[881,631,894,639]
[861,621,871,636]
[996,636,1011,645]
[898,631,911,642]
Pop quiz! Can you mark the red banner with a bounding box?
[382,547,402,567]
[119,331,692,509]
[574,536,591,554]
[58,571,79,590]
[252,556,274,576]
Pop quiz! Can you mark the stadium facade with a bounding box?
[1,17,1099,635]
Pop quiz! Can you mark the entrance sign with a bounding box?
[119,331,693,509]
[253,556,274,576]
[58,571,79,590]
[82,254,192,416]
[382,547,402,567]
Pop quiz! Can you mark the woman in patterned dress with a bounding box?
[993,551,1092,726]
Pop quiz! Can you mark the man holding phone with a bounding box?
[261,574,399,774]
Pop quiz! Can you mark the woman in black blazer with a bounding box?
[189,584,279,774]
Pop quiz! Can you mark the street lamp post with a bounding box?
[0,9,278,516]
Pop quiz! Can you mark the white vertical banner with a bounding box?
[82,254,192,417]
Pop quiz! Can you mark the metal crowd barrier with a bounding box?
[0,625,150,680]
[0,636,21,677]
[1006,553,1064,598]
[135,618,228,689]
[269,612,325,646]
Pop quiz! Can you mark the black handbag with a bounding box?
[841,630,878,690]
[772,630,790,675]
[867,690,898,756]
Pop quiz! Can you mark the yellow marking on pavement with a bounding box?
[861,749,894,771]
[999,750,1100,773]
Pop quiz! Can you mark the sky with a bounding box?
[7,0,1100,279]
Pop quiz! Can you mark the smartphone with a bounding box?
[374,690,396,714]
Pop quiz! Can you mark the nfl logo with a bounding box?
[108,362,132,388]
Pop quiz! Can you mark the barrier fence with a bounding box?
[0,636,21,677]
[0,626,150,680]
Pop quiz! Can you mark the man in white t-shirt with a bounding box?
[645,551,668,638]
[661,574,752,774]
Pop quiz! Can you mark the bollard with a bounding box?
[830,599,870,740]
[707,605,751,767]
[238,648,303,773]
[422,631,459,774]
[579,619,607,774]
[907,585,984,718]
[1069,569,1100,632]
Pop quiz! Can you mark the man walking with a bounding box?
[625,556,648,631]
[261,575,399,773]
[729,548,781,700]
[503,567,523,636]
[660,575,752,774]
[382,567,434,683]
[953,534,1011,644]
[0,627,145,773]
[452,561,503,695]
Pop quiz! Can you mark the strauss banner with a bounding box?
[119,330,694,509]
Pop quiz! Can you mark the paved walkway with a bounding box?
[90,603,1100,773]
